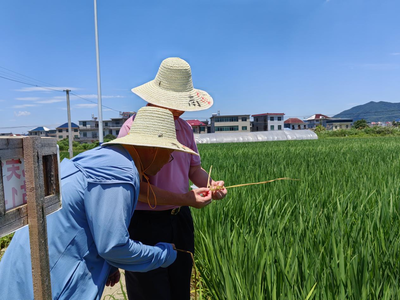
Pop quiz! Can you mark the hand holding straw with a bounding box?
[206,165,300,193]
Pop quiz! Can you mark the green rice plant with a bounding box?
[0,233,14,261]
[192,137,400,299]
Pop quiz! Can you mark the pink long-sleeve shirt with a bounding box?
[118,115,201,211]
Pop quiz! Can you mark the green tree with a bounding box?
[353,119,368,130]
[57,138,69,151]
[314,125,326,133]
[104,134,116,142]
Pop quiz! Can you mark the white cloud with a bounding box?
[16,96,65,104]
[15,87,80,92]
[390,53,400,56]
[13,104,38,108]
[16,97,40,101]
[14,111,31,117]
[36,99,64,104]
[75,103,97,108]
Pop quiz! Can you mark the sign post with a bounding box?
[0,136,62,299]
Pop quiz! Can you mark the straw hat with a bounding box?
[131,57,213,112]
[103,106,198,156]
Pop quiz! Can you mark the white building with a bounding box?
[252,113,285,131]
[79,112,135,143]
[209,114,251,133]
[28,126,56,138]
[56,122,80,141]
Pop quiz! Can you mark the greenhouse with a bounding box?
[194,129,317,144]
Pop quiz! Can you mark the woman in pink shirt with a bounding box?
[119,57,227,300]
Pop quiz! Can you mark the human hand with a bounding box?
[186,188,212,209]
[211,181,227,200]
[106,269,121,287]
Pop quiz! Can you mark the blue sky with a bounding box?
[1,0,400,134]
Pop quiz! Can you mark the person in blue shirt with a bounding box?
[0,107,212,300]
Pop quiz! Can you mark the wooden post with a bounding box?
[0,136,61,299]
[23,137,52,300]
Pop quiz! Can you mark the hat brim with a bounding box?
[132,80,213,112]
[103,133,199,156]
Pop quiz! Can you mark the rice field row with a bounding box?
[192,137,400,299]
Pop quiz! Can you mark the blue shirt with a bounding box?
[0,145,176,300]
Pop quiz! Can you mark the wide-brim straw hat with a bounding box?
[103,106,198,156]
[131,57,213,112]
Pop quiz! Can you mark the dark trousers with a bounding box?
[125,206,194,300]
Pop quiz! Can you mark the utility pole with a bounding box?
[64,89,73,158]
[94,0,104,144]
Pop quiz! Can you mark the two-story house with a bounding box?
[252,113,285,131]
[187,120,207,134]
[210,114,251,133]
[304,114,330,129]
[79,112,135,143]
[28,127,56,138]
[56,122,80,141]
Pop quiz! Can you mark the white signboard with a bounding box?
[2,158,26,211]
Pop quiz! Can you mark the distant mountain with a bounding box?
[334,101,400,122]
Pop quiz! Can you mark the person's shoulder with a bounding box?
[73,146,138,183]
[73,145,127,162]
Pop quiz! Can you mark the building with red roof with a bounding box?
[284,118,307,130]
[186,120,208,134]
[305,114,330,121]
[304,114,353,130]
[304,113,331,129]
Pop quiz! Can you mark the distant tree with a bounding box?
[81,143,91,150]
[353,119,368,130]
[104,134,116,142]
[314,125,326,133]
[57,138,69,151]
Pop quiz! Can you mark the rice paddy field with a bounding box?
[192,137,400,300]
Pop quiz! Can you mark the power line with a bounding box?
[0,124,61,130]
[0,75,64,93]
[70,92,120,113]
[0,65,59,88]
[0,66,123,112]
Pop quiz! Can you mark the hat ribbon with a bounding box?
[131,146,158,209]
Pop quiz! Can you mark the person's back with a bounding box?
[0,108,193,300]
[0,145,140,299]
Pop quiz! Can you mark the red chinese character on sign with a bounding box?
[11,188,18,207]
[4,188,18,208]
[21,170,27,204]
[6,159,21,181]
